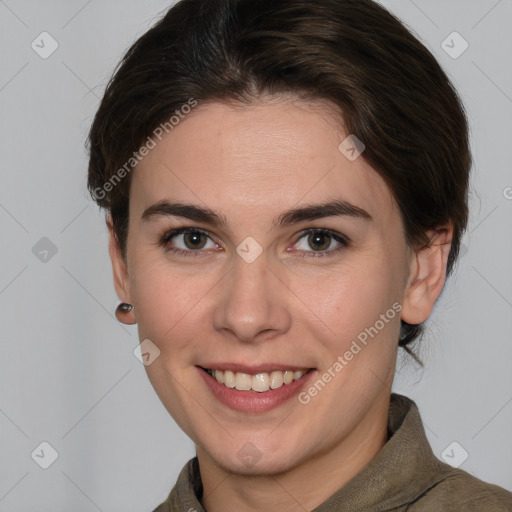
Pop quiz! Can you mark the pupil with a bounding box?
[309,233,330,251]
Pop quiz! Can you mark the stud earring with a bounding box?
[115,303,136,324]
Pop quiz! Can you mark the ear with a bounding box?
[107,216,135,324]
[401,225,453,326]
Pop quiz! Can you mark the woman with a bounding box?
[87,0,512,510]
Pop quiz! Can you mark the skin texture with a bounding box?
[109,96,452,512]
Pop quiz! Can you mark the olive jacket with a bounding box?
[153,394,512,511]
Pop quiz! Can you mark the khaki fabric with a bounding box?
[153,394,512,511]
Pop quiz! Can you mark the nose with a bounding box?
[212,253,292,344]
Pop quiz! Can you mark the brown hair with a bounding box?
[87,0,471,358]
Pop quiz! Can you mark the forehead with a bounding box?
[130,98,396,221]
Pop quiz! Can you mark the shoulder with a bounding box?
[151,457,204,512]
[410,467,512,511]
[386,395,512,511]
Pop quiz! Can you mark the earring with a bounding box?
[115,303,136,324]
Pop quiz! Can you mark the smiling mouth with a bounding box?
[201,367,312,393]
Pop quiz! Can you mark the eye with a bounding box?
[158,227,220,256]
[157,227,348,258]
[292,229,348,256]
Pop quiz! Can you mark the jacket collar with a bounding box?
[312,394,452,510]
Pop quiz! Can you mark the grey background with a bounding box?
[0,0,510,510]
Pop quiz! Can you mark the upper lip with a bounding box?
[199,363,313,374]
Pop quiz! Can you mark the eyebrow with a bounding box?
[141,199,372,228]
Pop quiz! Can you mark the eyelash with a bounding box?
[157,227,350,258]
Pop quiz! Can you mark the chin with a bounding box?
[207,442,303,477]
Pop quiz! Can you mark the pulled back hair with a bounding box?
[87,0,471,358]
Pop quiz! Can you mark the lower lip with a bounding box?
[197,367,316,413]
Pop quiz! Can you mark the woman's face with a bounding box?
[114,97,418,475]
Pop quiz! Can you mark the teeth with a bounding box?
[235,372,252,391]
[252,373,269,392]
[270,371,284,389]
[209,368,308,393]
[223,370,235,388]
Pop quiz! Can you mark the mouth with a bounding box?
[198,365,316,413]
[200,367,311,393]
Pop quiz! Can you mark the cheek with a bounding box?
[129,257,218,355]
[291,257,401,345]
[300,265,401,399]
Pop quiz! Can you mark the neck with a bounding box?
[198,396,390,512]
